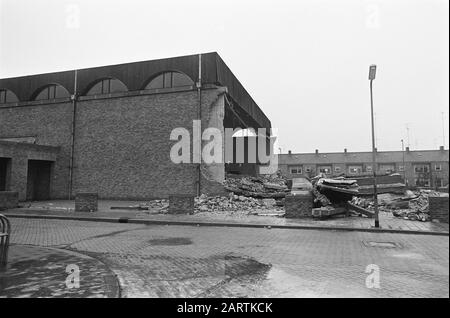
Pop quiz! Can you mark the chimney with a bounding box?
[288,150,292,155]
[315,149,319,155]
[440,146,444,151]
[406,146,410,152]
[344,148,347,154]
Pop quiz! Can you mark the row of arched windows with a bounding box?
[0,71,194,104]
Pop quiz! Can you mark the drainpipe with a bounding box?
[68,69,78,200]
[196,54,202,197]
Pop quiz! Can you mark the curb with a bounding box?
[4,212,449,236]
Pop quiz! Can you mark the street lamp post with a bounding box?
[369,65,380,228]
[401,139,406,186]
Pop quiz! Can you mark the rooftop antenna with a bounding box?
[406,123,411,148]
[442,112,446,148]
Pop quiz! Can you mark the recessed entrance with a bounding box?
[26,160,53,201]
[0,157,11,191]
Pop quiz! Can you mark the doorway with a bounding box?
[26,160,53,201]
[0,157,11,191]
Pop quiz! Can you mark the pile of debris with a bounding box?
[195,173,288,214]
[349,189,447,222]
[194,194,282,214]
[309,175,360,218]
[314,177,358,203]
[137,199,169,212]
[223,173,289,199]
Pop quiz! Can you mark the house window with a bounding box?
[379,164,395,173]
[86,78,128,95]
[348,166,362,174]
[289,166,302,174]
[415,178,431,187]
[145,71,194,90]
[414,165,430,173]
[398,165,404,172]
[334,166,341,173]
[435,178,443,188]
[318,166,332,174]
[366,165,373,172]
[435,164,442,171]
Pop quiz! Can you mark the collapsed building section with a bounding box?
[0,53,272,201]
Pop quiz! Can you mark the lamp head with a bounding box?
[369,64,377,80]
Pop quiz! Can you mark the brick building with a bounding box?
[0,53,272,201]
[278,147,449,189]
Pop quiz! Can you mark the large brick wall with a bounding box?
[429,196,449,223]
[0,88,227,200]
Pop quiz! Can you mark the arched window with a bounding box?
[145,71,194,90]
[34,84,70,100]
[0,89,19,104]
[86,78,127,96]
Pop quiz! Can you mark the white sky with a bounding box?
[0,0,448,153]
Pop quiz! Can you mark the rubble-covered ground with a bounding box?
[138,174,288,217]
[350,190,449,222]
[137,173,447,222]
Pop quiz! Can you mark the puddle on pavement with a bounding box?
[148,237,192,246]
[223,255,271,279]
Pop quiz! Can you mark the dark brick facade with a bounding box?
[285,193,313,218]
[168,195,195,214]
[75,192,98,212]
[0,88,228,200]
[429,196,449,223]
[0,191,18,210]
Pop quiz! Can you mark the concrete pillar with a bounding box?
[10,155,28,201]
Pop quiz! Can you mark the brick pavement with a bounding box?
[6,218,449,298]
[0,244,119,298]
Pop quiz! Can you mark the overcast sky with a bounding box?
[0,0,448,153]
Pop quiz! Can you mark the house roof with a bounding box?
[279,149,449,165]
[0,52,271,129]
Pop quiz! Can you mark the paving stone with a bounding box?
[4,218,449,298]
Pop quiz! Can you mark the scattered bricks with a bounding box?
[429,196,449,223]
[0,191,18,210]
[284,192,313,218]
[75,193,98,212]
[169,195,194,214]
[312,206,347,219]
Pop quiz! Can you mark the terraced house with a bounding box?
[0,53,272,201]
[278,147,449,189]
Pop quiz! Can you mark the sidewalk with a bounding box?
[3,200,449,235]
[0,244,119,298]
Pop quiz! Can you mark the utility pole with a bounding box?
[369,65,379,228]
[401,139,406,186]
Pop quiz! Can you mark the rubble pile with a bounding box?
[349,190,447,222]
[138,199,169,211]
[194,194,282,213]
[314,177,358,204]
[223,174,289,199]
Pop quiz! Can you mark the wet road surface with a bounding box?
[6,218,449,297]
